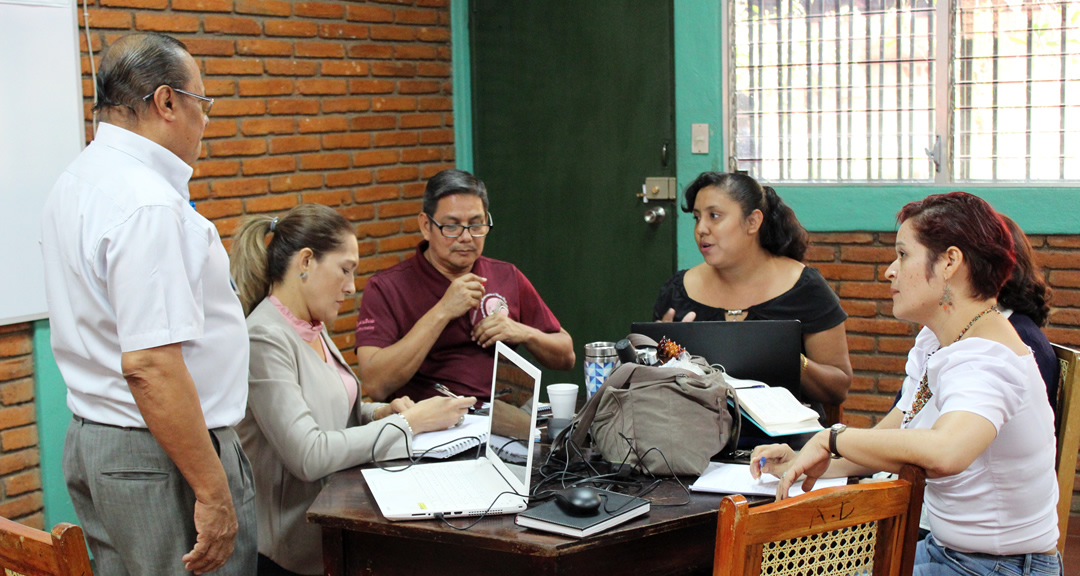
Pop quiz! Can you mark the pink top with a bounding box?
[269,295,358,412]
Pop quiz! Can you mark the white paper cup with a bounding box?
[546,383,579,420]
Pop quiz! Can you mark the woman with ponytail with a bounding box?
[653,172,852,415]
[229,204,474,576]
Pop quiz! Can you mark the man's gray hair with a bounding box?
[93,33,191,117]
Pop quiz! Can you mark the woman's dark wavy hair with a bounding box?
[896,192,1015,301]
[682,172,808,261]
[998,215,1051,326]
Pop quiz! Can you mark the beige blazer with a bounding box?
[237,298,411,575]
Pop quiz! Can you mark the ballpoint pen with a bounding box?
[433,382,461,399]
[434,383,477,413]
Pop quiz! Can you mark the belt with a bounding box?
[72,414,224,456]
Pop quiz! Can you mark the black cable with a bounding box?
[434,489,527,531]
[615,433,692,507]
[369,422,483,472]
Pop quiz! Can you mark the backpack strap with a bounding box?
[567,361,640,448]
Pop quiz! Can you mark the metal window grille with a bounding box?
[729,0,1080,184]
[953,0,1080,182]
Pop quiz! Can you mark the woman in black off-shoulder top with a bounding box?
[653,172,852,411]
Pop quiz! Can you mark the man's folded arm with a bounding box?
[356,304,456,401]
[521,327,576,371]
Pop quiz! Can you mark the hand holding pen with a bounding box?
[434,383,478,420]
[423,383,476,428]
[749,444,797,480]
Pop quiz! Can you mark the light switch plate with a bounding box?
[691,123,709,154]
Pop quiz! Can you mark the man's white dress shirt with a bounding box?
[40,123,248,429]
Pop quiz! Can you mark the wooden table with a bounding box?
[308,456,740,576]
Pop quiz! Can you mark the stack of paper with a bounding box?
[689,463,847,498]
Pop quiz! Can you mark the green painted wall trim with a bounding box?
[31,320,78,529]
[673,0,724,270]
[451,0,473,173]
[780,186,1080,236]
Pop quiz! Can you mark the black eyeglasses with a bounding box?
[427,212,494,238]
[142,87,214,115]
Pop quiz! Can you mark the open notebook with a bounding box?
[409,414,490,459]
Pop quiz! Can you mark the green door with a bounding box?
[471,1,677,385]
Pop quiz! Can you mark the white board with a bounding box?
[0,0,84,325]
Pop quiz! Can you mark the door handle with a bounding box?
[644,206,666,225]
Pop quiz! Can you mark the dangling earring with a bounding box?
[300,271,308,280]
[939,281,953,311]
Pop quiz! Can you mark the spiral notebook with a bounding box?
[409,414,490,459]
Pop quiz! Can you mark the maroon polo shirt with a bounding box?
[356,241,562,401]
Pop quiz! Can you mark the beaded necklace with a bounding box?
[902,305,999,426]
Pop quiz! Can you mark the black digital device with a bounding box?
[630,320,803,396]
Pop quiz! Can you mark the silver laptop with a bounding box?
[362,341,541,521]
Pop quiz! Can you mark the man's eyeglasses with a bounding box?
[142,87,214,115]
[427,212,494,238]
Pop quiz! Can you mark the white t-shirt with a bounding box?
[40,123,248,429]
[898,327,1058,555]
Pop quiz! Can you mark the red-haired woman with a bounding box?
[752,192,1061,576]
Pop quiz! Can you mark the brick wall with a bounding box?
[809,231,1080,512]
[79,0,454,363]
[2,0,1073,528]
[0,323,44,529]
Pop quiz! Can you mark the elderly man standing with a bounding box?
[355,169,575,402]
[40,34,255,575]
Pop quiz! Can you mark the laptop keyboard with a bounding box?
[414,464,489,510]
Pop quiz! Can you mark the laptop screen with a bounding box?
[486,344,539,488]
[630,320,803,395]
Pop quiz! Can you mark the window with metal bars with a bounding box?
[728,0,1079,184]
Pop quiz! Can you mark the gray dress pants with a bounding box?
[64,416,257,575]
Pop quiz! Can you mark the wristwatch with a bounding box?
[829,423,847,459]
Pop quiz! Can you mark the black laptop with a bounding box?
[630,320,803,398]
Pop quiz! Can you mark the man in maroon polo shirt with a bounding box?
[355,169,576,402]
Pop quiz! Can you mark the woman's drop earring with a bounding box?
[300,271,308,280]
[939,281,953,310]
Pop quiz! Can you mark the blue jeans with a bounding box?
[915,534,1063,576]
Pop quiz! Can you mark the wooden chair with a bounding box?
[0,517,92,576]
[1052,343,1080,557]
[714,464,925,576]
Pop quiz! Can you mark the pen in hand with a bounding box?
[434,383,461,399]
[757,457,767,483]
[434,383,476,413]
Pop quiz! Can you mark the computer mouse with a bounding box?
[553,487,603,517]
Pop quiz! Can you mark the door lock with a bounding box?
[638,177,676,203]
